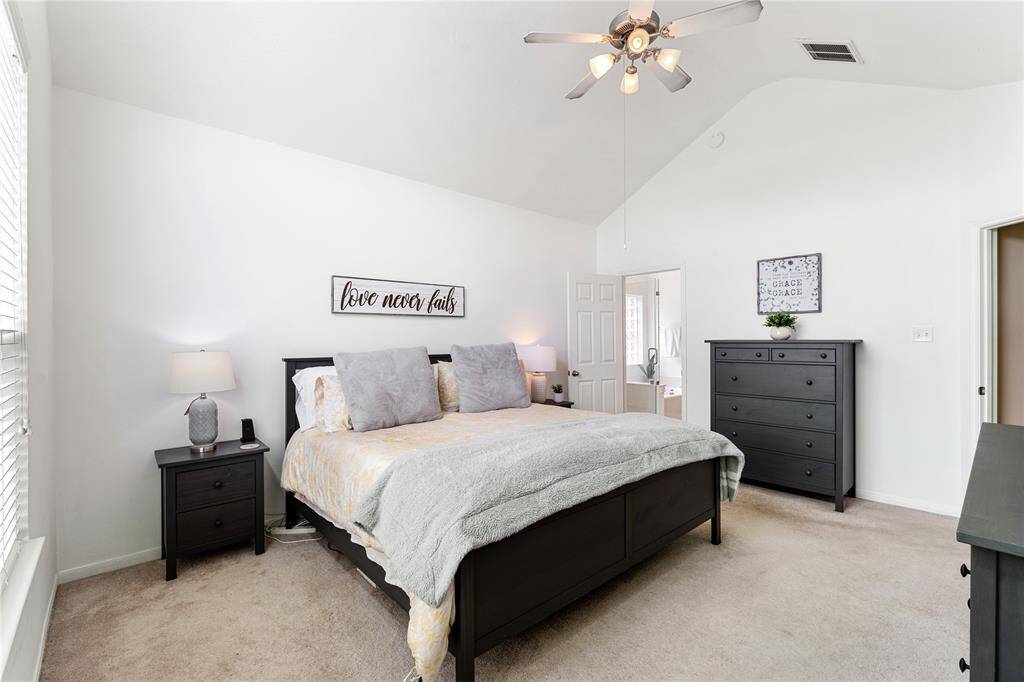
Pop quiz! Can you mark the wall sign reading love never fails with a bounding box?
[331,276,465,317]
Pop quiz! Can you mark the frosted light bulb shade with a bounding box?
[517,345,557,372]
[626,28,650,54]
[620,69,640,94]
[656,48,681,71]
[589,53,616,79]
[169,351,236,394]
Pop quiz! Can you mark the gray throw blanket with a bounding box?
[352,412,744,608]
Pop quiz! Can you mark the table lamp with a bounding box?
[170,350,236,453]
[518,345,557,403]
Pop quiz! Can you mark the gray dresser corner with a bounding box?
[706,339,857,512]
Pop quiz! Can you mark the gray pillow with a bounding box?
[333,347,441,432]
[450,342,531,413]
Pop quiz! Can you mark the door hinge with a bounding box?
[978,386,986,396]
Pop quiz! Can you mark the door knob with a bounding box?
[959,658,969,673]
[960,563,970,578]
[570,370,580,377]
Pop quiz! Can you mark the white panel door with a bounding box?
[567,273,624,413]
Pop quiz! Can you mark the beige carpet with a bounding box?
[40,486,969,681]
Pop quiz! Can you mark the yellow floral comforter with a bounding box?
[281,403,597,680]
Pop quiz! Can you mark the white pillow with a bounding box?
[292,366,337,430]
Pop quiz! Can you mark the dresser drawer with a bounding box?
[715,362,836,401]
[714,347,769,362]
[717,419,835,460]
[716,395,836,431]
[177,461,255,510]
[771,348,835,364]
[742,450,835,493]
[177,498,254,550]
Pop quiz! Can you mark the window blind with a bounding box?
[0,5,27,588]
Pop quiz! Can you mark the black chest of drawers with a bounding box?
[706,339,859,512]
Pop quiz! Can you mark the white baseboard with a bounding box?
[31,576,56,681]
[57,546,161,585]
[855,488,961,517]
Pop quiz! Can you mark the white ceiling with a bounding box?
[47,1,1024,225]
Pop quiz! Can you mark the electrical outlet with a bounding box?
[912,326,934,343]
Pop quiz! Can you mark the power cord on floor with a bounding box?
[264,513,320,544]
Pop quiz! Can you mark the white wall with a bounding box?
[3,2,56,680]
[956,81,1024,486]
[598,78,1023,516]
[51,87,596,579]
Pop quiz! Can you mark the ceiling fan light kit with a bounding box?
[523,0,764,99]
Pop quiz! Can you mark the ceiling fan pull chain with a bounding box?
[622,85,627,250]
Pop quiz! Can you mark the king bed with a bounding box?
[281,353,742,681]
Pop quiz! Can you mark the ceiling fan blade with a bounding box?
[646,60,692,92]
[663,0,763,39]
[629,0,656,21]
[523,32,609,45]
[565,72,600,100]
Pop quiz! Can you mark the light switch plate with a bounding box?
[912,326,934,343]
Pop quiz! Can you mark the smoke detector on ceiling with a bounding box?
[797,40,862,64]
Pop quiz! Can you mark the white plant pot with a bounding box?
[553,392,564,402]
[769,327,793,341]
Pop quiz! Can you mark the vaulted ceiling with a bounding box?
[47,1,1023,225]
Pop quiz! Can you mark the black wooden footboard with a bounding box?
[285,457,720,681]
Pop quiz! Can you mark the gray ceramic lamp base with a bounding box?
[187,394,218,453]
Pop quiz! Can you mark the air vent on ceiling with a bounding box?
[798,40,862,63]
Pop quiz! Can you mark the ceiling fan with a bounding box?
[523,0,763,99]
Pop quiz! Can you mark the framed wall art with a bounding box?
[757,253,821,314]
[331,276,465,317]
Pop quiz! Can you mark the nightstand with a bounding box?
[155,439,269,580]
[543,399,574,409]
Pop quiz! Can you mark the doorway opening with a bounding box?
[985,221,1024,426]
[624,269,683,419]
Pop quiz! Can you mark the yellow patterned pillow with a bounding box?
[436,362,460,412]
[314,374,352,432]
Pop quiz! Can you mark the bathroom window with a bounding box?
[625,294,643,365]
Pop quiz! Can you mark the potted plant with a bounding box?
[551,384,565,402]
[763,312,797,340]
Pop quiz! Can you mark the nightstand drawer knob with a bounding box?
[820,352,828,359]
[731,405,738,411]
[214,519,223,527]
[805,469,812,477]
[778,352,785,358]
[721,351,727,357]
[213,481,223,489]
[731,376,738,381]
[755,352,762,358]
[806,379,814,385]
[805,441,813,448]
[730,431,738,437]
[806,413,813,419]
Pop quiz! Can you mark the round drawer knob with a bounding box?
[806,413,813,419]
[731,376,738,381]
[805,441,813,448]
[755,352,762,358]
[806,379,814,385]
[730,431,738,437]
[721,351,727,357]
[804,469,812,477]
[731,405,738,411]
[214,519,223,527]
[820,353,828,359]
[778,352,786,358]
[960,563,971,577]
[959,658,970,673]
[213,481,223,489]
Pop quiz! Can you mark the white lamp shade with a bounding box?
[169,351,236,394]
[517,345,557,373]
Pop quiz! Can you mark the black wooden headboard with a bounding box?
[283,354,453,444]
